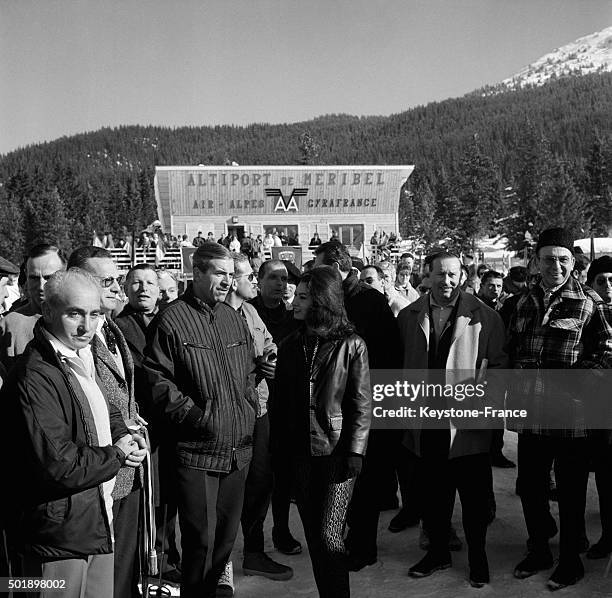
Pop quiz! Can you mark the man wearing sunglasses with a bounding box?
[67,246,142,598]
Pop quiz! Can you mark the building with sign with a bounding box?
[154,165,414,258]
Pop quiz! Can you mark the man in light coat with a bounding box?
[398,252,507,588]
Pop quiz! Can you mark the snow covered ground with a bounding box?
[500,26,612,91]
[230,432,612,597]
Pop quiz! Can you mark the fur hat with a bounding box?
[535,227,574,254]
[587,256,612,285]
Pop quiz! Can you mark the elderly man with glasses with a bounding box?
[143,242,257,598]
[507,227,612,591]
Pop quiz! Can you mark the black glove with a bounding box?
[345,453,363,478]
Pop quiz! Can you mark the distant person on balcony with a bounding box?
[180,234,192,247]
[309,232,322,247]
[263,233,274,252]
[229,235,241,253]
[370,231,379,246]
[192,230,206,247]
[253,234,263,258]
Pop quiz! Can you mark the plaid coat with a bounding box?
[507,276,612,437]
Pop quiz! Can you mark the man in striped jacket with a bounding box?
[143,242,257,598]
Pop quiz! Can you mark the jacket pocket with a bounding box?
[183,341,213,350]
[329,415,343,432]
[548,317,583,331]
[46,497,70,522]
[226,340,247,349]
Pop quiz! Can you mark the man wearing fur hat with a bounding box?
[507,227,612,591]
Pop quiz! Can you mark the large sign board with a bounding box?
[271,246,303,268]
[155,165,414,230]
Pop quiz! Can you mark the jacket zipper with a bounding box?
[211,315,237,473]
[59,361,114,548]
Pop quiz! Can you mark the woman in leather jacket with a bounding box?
[273,266,372,598]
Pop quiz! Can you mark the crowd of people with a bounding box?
[0,226,611,598]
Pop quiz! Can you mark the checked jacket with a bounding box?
[507,275,612,438]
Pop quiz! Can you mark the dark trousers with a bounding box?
[154,443,180,570]
[518,434,589,561]
[271,453,293,535]
[112,488,141,598]
[345,430,396,558]
[395,441,423,516]
[294,456,355,598]
[241,414,273,553]
[177,464,248,598]
[421,451,491,566]
[592,441,612,543]
[155,504,179,571]
[490,428,504,456]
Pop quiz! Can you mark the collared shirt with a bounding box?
[540,280,564,313]
[395,282,420,305]
[42,328,116,527]
[429,293,460,341]
[97,316,126,380]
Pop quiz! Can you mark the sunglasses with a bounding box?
[237,273,256,282]
[93,274,126,288]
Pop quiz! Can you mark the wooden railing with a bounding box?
[109,248,183,271]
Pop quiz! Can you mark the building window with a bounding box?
[330,224,364,250]
[264,225,299,244]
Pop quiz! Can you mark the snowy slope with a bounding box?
[499,26,612,91]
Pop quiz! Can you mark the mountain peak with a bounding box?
[499,26,612,91]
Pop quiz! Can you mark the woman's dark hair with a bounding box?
[300,266,354,340]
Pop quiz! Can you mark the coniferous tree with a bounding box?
[0,184,25,263]
[298,131,321,165]
[23,186,72,254]
[452,137,502,252]
[400,179,441,252]
[536,159,592,241]
[584,136,612,235]
[509,126,556,251]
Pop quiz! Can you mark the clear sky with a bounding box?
[1,0,611,155]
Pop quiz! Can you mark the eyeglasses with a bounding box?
[236,273,256,282]
[93,275,126,288]
[541,256,573,266]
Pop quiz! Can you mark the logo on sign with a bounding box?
[265,188,308,212]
